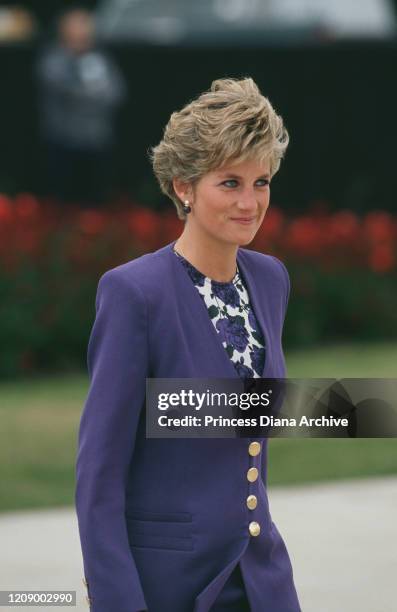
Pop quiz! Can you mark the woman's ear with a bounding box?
[173,177,193,204]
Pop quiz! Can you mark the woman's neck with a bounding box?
[174,228,238,283]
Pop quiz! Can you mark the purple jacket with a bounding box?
[75,239,301,612]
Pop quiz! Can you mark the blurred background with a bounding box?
[0,2,397,601]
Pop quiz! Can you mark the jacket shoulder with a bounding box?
[240,246,289,277]
[97,249,169,296]
[239,247,290,307]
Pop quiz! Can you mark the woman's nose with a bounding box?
[237,189,260,210]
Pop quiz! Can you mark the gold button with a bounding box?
[249,521,261,536]
[247,467,258,482]
[246,494,257,510]
[82,577,88,587]
[248,441,261,456]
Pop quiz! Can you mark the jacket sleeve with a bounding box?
[75,269,149,612]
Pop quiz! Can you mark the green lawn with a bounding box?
[0,341,396,512]
[285,341,397,378]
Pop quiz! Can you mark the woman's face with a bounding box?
[185,157,271,246]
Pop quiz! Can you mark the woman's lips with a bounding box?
[230,217,256,225]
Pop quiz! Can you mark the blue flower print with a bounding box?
[216,316,249,353]
[250,344,266,377]
[176,253,206,286]
[211,281,240,307]
[234,357,254,379]
[248,307,257,330]
[172,247,266,382]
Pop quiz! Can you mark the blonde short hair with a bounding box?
[149,76,289,220]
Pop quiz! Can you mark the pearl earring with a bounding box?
[182,199,191,214]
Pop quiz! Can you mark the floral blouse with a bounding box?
[173,248,266,379]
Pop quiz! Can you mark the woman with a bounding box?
[75,77,301,612]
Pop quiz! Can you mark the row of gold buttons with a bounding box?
[247,441,261,537]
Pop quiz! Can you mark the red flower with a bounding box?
[257,206,285,240]
[0,194,12,223]
[284,216,322,257]
[326,210,360,244]
[128,207,159,243]
[0,193,395,275]
[14,193,40,219]
[79,210,107,235]
[369,244,395,273]
[363,211,394,243]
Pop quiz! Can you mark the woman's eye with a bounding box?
[221,179,270,188]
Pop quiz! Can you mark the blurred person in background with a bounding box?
[36,6,126,207]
